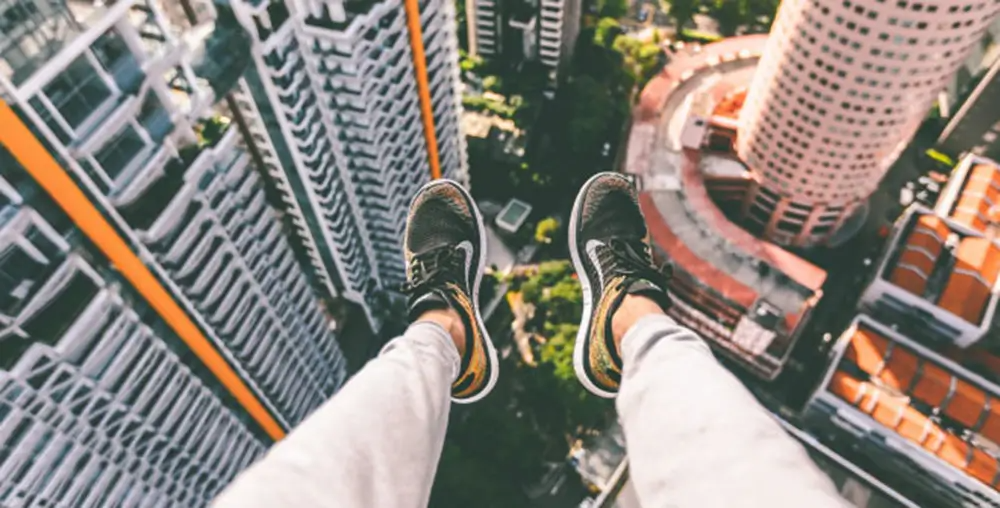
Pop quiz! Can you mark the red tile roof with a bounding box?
[939,237,1000,323]
[951,164,1000,233]
[888,214,949,296]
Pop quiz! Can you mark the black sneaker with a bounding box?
[401,179,498,403]
[568,172,672,398]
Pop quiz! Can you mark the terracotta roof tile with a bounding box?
[938,238,1000,323]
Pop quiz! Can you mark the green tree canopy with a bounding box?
[535,217,560,244]
[663,0,700,31]
[565,76,618,160]
[599,0,628,18]
[594,17,623,48]
[709,0,749,36]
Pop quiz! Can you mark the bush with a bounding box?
[535,217,560,244]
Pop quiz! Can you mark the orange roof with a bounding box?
[951,164,1000,233]
[711,89,747,120]
[888,214,949,297]
[938,237,1000,323]
[828,371,1000,490]
[839,323,1000,446]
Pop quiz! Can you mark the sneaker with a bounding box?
[402,179,499,403]
[568,172,672,398]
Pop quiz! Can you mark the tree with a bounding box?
[594,17,622,48]
[565,76,621,163]
[709,0,749,36]
[663,0,700,32]
[535,217,560,244]
[599,0,628,18]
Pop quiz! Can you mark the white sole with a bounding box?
[568,172,627,399]
[417,179,500,404]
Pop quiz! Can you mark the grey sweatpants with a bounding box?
[212,315,847,508]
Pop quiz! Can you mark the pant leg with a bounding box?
[212,321,459,508]
[616,314,848,508]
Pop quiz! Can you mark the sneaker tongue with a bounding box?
[408,289,451,322]
[625,278,672,313]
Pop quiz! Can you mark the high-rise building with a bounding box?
[226,0,469,330]
[737,0,1000,247]
[0,0,346,504]
[466,0,581,89]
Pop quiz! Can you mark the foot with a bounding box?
[568,172,672,398]
[402,179,499,403]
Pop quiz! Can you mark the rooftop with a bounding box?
[627,35,824,378]
[936,154,1000,234]
[813,316,1000,497]
[880,208,1000,326]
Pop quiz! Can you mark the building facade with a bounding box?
[736,0,1000,247]
[227,0,469,329]
[466,0,580,88]
[0,0,346,505]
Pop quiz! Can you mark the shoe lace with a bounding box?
[599,238,672,290]
[400,246,464,295]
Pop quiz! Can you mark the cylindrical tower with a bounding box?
[737,0,1000,247]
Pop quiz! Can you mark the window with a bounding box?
[42,56,112,129]
[95,125,146,180]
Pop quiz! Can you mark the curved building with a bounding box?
[737,0,1000,246]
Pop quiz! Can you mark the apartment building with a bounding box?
[0,0,346,505]
[466,0,580,88]
[737,0,1000,247]
[227,0,468,330]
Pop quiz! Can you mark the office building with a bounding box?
[736,0,1000,247]
[227,0,469,330]
[0,0,346,505]
[466,0,581,88]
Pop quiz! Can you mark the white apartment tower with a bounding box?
[737,0,1000,247]
[467,0,580,88]
[228,0,469,329]
[0,0,346,504]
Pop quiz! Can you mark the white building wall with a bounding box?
[231,0,468,324]
[737,0,1000,247]
[0,0,346,504]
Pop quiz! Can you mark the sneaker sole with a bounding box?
[568,172,627,399]
[418,179,500,404]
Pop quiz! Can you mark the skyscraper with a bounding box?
[466,0,581,88]
[227,0,469,330]
[0,0,345,504]
[737,0,1000,247]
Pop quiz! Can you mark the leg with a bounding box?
[212,318,460,508]
[567,173,846,507]
[213,179,499,507]
[614,297,847,508]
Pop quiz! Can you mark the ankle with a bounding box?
[611,294,665,354]
[416,308,467,357]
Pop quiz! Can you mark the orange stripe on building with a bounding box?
[0,101,286,441]
[403,0,442,180]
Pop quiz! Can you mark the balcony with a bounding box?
[187,6,252,98]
